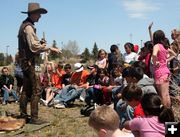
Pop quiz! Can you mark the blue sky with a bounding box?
[0,0,179,56]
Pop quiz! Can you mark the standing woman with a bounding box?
[152,30,176,107]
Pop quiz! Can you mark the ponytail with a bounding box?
[159,106,175,123]
[141,93,175,123]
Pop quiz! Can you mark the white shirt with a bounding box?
[123,52,138,63]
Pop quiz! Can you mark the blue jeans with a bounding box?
[85,87,103,105]
[2,88,19,102]
[112,85,124,110]
[116,99,134,129]
[85,87,94,104]
[54,85,84,106]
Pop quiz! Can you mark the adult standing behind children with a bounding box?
[18,3,60,124]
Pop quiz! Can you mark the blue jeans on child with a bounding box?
[116,99,134,129]
[2,88,19,103]
[54,85,84,106]
[85,87,103,105]
[112,85,124,110]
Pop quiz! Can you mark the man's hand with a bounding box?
[40,38,47,44]
[50,47,62,53]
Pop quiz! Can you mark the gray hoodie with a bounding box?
[137,78,157,95]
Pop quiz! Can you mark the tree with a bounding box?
[91,42,98,59]
[49,40,61,60]
[6,55,13,65]
[35,54,44,65]
[81,48,91,63]
[61,49,73,60]
[62,40,80,57]
[0,53,5,66]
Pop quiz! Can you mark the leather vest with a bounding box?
[18,18,36,65]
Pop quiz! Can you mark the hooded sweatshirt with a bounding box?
[137,78,157,95]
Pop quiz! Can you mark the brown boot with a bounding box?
[29,118,47,125]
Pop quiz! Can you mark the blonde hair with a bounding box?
[98,49,107,59]
[88,105,119,131]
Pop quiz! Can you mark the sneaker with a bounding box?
[54,103,65,109]
[79,91,86,102]
[79,95,85,102]
[2,101,7,105]
[29,118,47,125]
[39,98,48,106]
[53,99,60,104]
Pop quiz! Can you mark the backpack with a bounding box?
[14,64,23,79]
[80,104,97,117]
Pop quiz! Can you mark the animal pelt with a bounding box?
[0,116,25,131]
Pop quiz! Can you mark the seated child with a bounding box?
[124,93,175,137]
[122,83,145,117]
[89,105,134,137]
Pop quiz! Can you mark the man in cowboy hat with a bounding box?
[18,3,60,124]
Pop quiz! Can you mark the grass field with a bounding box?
[0,100,97,137]
[0,96,180,137]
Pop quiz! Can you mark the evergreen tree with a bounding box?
[49,40,60,60]
[81,48,91,63]
[35,54,44,65]
[6,55,13,65]
[92,42,98,59]
[0,53,5,66]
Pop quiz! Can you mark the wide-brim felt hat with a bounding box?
[21,3,47,14]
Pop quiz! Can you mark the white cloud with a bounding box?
[129,13,145,19]
[121,0,160,19]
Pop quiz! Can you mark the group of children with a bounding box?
[0,26,179,137]
[88,27,179,137]
[89,92,174,137]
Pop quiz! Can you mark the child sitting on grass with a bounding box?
[89,105,134,137]
[124,93,175,137]
[122,83,145,117]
